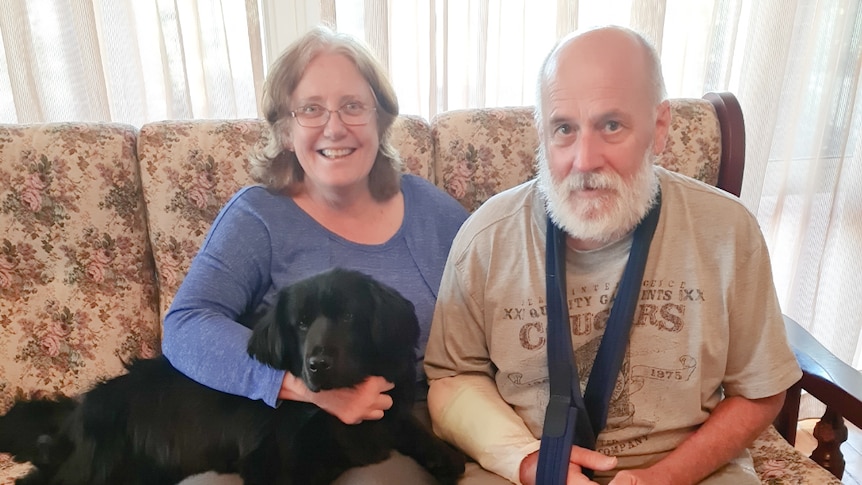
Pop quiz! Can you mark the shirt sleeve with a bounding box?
[162,188,285,407]
[723,223,802,398]
[425,235,539,483]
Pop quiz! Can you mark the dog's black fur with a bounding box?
[0,268,465,485]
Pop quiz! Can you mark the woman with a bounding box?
[163,27,501,484]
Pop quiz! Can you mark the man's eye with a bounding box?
[554,124,572,135]
[605,120,621,132]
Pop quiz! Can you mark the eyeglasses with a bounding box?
[290,102,377,128]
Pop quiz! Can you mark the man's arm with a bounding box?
[428,373,542,483]
[610,391,786,485]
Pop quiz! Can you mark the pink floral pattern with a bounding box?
[391,115,435,182]
[137,120,264,319]
[434,107,539,212]
[0,106,842,484]
[751,426,842,484]
[0,122,161,406]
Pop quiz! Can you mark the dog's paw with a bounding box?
[424,444,467,485]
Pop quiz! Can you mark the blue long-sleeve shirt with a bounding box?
[162,174,468,407]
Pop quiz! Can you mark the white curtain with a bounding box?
[320,0,862,393]
[0,0,265,125]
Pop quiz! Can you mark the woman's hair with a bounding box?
[249,26,402,200]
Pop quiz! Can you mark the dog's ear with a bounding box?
[247,287,301,373]
[368,279,420,358]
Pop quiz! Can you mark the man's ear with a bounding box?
[247,287,300,373]
[653,100,671,155]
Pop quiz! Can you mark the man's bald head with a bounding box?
[535,26,667,129]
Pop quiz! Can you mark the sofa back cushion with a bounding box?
[138,120,265,320]
[0,123,160,410]
[433,98,722,212]
[138,116,435,319]
[138,99,721,317]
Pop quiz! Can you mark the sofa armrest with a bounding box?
[775,314,862,478]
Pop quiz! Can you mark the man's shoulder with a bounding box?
[461,179,540,231]
[656,167,765,244]
[657,167,751,214]
[449,180,542,256]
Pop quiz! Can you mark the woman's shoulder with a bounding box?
[222,184,292,211]
[400,174,468,241]
[209,185,297,229]
[228,184,280,201]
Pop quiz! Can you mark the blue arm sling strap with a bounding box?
[536,191,661,484]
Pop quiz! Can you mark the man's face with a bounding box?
[537,30,669,248]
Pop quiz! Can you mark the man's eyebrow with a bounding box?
[548,113,575,127]
[593,109,628,124]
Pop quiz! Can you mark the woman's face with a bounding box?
[287,52,380,196]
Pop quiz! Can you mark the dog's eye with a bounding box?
[297,319,310,330]
[342,313,352,323]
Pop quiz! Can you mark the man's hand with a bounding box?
[279,372,394,424]
[519,446,618,485]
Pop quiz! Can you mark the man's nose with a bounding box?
[570,131,604,173]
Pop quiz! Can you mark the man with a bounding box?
[424,26,802,485]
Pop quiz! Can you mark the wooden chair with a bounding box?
[705,91,860,480]
[776,315,862,479]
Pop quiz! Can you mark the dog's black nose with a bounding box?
[307,354,333,372]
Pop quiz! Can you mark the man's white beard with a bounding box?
[536,146,659,246]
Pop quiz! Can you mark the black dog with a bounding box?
[0,268,465,485]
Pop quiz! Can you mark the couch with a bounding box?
[0,93,846,484]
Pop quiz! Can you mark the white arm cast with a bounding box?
[428,373,541,484]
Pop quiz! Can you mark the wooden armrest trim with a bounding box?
[783,315,862,427]
[703,92,745,197]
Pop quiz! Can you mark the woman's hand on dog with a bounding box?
[279,372,395,424]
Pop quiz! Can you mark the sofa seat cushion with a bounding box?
[0,425,841,484]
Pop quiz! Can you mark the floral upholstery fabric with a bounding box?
[137,120,265,320]
[391,115,435,183]
[434,107,540,212]
[659,99,722,187]
[433,99,723,213]
[751,426,842,484]
[0,105,844,484]
[0,124,160,481]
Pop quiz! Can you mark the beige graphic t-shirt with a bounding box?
[425,167,802,483]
